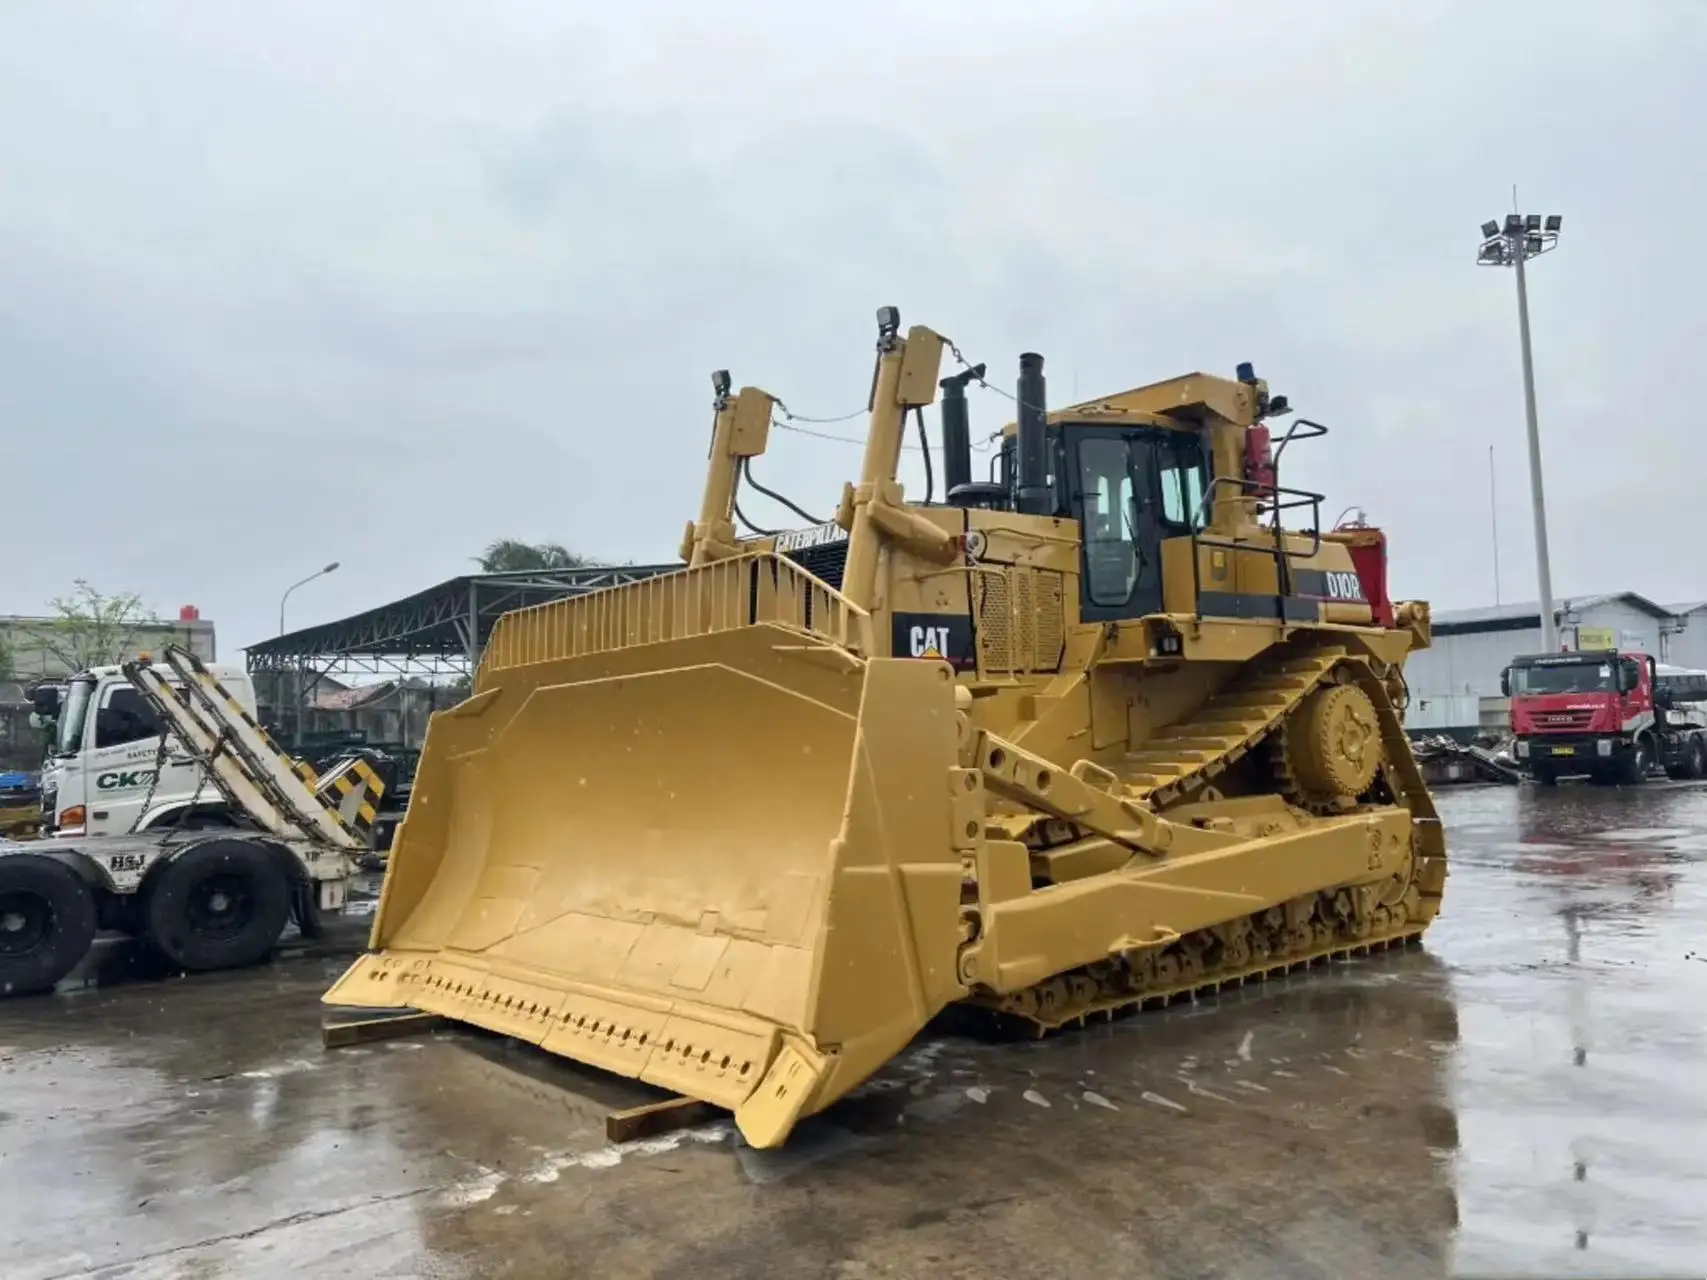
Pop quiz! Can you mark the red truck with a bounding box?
[1501,649,1707,785]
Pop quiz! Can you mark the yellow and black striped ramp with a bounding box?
[314,755,387,840]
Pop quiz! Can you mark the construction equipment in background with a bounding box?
[327,307,1446,1148]
[0,646,383,996]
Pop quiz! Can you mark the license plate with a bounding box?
[1551,746,1575,756]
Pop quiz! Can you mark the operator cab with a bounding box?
[1068,426,1207,621]
[975,354,1346,628]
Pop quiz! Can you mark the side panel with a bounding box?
[1159,534,1373,625]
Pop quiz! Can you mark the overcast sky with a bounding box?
[3,0,1704,657]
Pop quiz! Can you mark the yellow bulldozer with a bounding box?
[326,308,1446,1148]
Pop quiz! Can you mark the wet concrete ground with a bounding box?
[3,785,1705,1279]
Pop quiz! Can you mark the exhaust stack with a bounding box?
[1016,352,1051,515]
[938,367,981,500]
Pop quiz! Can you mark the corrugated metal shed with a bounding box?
[1662,603,1707,673]
[1432,592,1673,632]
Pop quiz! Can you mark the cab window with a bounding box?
[55,678,95,753]
[1158,436,1207,528]
[94,686,162,749]
[1079,437,1137,605]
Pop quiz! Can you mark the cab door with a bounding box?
[82,682,174,834]
[1071,429,1165,621]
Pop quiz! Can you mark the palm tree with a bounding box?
[474,540,593,573]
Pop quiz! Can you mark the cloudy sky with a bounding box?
[3,0,1703,657]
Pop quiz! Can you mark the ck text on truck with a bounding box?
[1502,649,1707,785]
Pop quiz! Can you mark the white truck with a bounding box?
[33,660,263,838]
[1,646,384,996]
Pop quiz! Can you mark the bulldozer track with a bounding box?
[974,888,1430,1035]
[1121,642,1350,807]
[978,637,1447,1036]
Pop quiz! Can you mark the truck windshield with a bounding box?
[56,678,95,753]
[1511,662,1614,695]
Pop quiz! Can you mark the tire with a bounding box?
[1666,738,1694,780]
[1690,736,1707,780]
[1619,739,1651,786]
[142,840,291,972]
[0,854,97,996]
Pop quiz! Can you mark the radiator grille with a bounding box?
[976,567,1065,674]
[784,541,848,592]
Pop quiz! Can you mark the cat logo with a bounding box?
[891,613,975,671]
[909,625,953,659]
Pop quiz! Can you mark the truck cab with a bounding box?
[1502,649,1707,784]
[33,662,259,837]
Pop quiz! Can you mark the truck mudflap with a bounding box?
[325,640,968,1147]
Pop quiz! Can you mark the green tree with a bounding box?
[0,630,15,683]
[41,580,158,672]
[474,539,593,572]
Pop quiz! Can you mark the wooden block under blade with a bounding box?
[321,1010,442,1049]
[605,1095,720,1145]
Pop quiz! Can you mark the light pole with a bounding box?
[279,561,340,636]
[278,561,339,748]
[1478,210,1563,651]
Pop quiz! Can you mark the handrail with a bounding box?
[478,552,871,681]
[1186,472,1243,535]
[1269,416,1329,475]
[1187,476,1326,623]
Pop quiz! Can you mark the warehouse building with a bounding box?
[0,607,216,683]
[1405,592,1702,737]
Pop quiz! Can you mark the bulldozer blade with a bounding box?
[325,630,968,1147]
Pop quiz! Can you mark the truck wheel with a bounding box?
[1690,737,1707,780]
[0,855,97,996]
[1619,739,1651,786]
[142,841,291,972]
